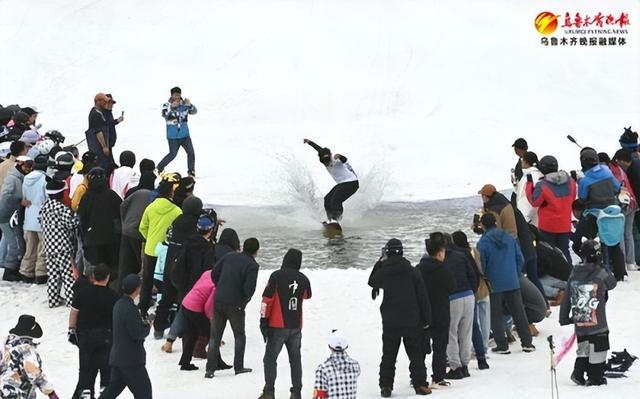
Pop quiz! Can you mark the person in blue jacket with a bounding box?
[157,87,197,177]
[476,212,535,355]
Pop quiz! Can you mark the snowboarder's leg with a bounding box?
[324,185,339,220]
[157,139,181,173]
[328,181,359,221]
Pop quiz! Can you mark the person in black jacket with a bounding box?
[77,167,122,278]
[443,235,478,380]
[258,249,312,399]
[416,233,456,388]
[205,238,260,378]
[153,196,203,337]
[98,274,151,399]
[368,239,432,397]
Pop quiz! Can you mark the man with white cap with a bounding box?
[312,330,361,399]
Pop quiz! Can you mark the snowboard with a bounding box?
[322,221,342,232]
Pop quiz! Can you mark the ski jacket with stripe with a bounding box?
[162,99,197,139]
[525,170,576,234]
[261,249,312,329]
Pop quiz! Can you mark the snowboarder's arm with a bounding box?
[334,154,348,163]
[303,139,323,152]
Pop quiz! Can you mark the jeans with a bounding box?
[98,366,151,399]
[77,328,111,397]
[621,208,636,265]
[157,137,195,174]
[206,303,247,372]
[0,223,24,269]
[263,328,302,394]
[380,326,427,388]
[490,289,532,348]
[472,303,486,360]
[324,181,359,221]
[476,297,490,352]
[539,230,572,266]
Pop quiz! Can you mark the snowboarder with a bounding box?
[303,139,359,224]
[157,87,197,177]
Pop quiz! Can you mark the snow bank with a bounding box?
[1,269,638,398]
[1,0,638,206]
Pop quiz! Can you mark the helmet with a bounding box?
[44,130,65,144]
[580,148,599,171]
[34,138,56,156]
[54,151,75,171]
[161,171,181,184]
[87,167,107,182]
[538,155,558,175]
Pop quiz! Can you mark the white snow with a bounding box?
[1,269,639,399]
[1,0,639,206]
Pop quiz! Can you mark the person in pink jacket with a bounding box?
[179,270,230,371]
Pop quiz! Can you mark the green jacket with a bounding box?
[139,197,182,256]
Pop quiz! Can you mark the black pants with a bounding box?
[85,243,118,278]
[324,181,359,221]
[98,365,151,399]
[118,236,142,284]
[379,326,427,389]
[206,303,246,372]
[139,255,157,316]
[428,326,448,383]
[539,230,572,266]
[179,308,211,366]
[263,328,302,394]
[75,329,111,398]
[604,243,626,281]
[154,246,180,333]
[490,289,532,348]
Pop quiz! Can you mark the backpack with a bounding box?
[592,205,625,246]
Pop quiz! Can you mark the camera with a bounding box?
[472,213,484,235]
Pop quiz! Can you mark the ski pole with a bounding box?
[566,135,582,149]
[548,336,560,399]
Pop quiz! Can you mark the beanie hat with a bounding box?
[54,151,75,171]
[328,330,348,351]
[122,274,142,295]
[119,150,136,168]
[19,129,40,145]
[580,147,599,171]
[384,238,403,257]
[619,126,638,149]
[46,179,66,195]
[538,155,559,175]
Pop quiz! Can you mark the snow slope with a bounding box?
[1,0,638,206]
[0,269,639,398]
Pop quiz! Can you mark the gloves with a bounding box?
[260,318,269,343]
[68,328,78,346]
[422,328,432,355]
[526,174,533,183]
[48,391,59,399]
[371,288,379,300]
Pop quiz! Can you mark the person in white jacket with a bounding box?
[110,150,139,200]
[515,152,543,226]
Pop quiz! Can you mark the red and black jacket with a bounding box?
[261,249,312,329]
[526,171,576,233]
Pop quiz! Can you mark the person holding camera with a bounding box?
[368,239,432,397]
[99,274,152,399]
[86,94,113,174]
[158,87,197,177]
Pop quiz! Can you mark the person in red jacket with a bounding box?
[258,248,311,399]
[525,155,576,265]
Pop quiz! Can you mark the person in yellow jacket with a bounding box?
[138,178,182,316]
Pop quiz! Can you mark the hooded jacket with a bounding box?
[0,334,55,399]
[445,246,478,299]
[182,270,216,319]
[369,255,431,330]
[516,166,543,225]
[261,249,312,329]
[21,170,47,232]
[125,171,156,199]
[484,192,518,238]
[212,251,259,307]
[415,256,455,330]
[120,189,152,239]
[559,261,617,336]
[139,197,182,256]
[526,170,577,233]
[163,196,203,285]
[578,164,620,209]
[215,228,240,262]
[77,180,122,245]
[0,166,26,223]
[477,227,524,293]
[172,233,216,300]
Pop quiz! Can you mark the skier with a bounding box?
[303,139,359,224]
[560,239,617,386]
[157,87,197,177]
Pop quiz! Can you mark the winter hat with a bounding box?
[44,130,65,144]
[106,93,117,104]
[137,171,156,191]
[122,274,142,295]
[13,111,29,124]
[619,127,638,150]
[170,86,182,95]
[33,154,49,171]
[19,129,40,145]
[15,155,32,164]
[46,179,66,195]
[182,195,203,216]
[87,167,107,183]
[9,315,43,339]
[282,248,302,270]
[522,151,538,167]
[580,147,599,171]
[451,231,470,249]
[328,330,348,352]
[178,176,196,193]
[119,150,136,168]
[197,215,215,231]
[512,138,528,150]
[538,155,559,175]
[318,147,331,163]
[384,238,403,257]
[139,158,155,173]
[54,151,75,171]
[477,184,497,197]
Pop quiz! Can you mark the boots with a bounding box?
[571,357,588,386]
[193,336,208,359]
[586,362,607,386]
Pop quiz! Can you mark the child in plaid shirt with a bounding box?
[313,330,360,399]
